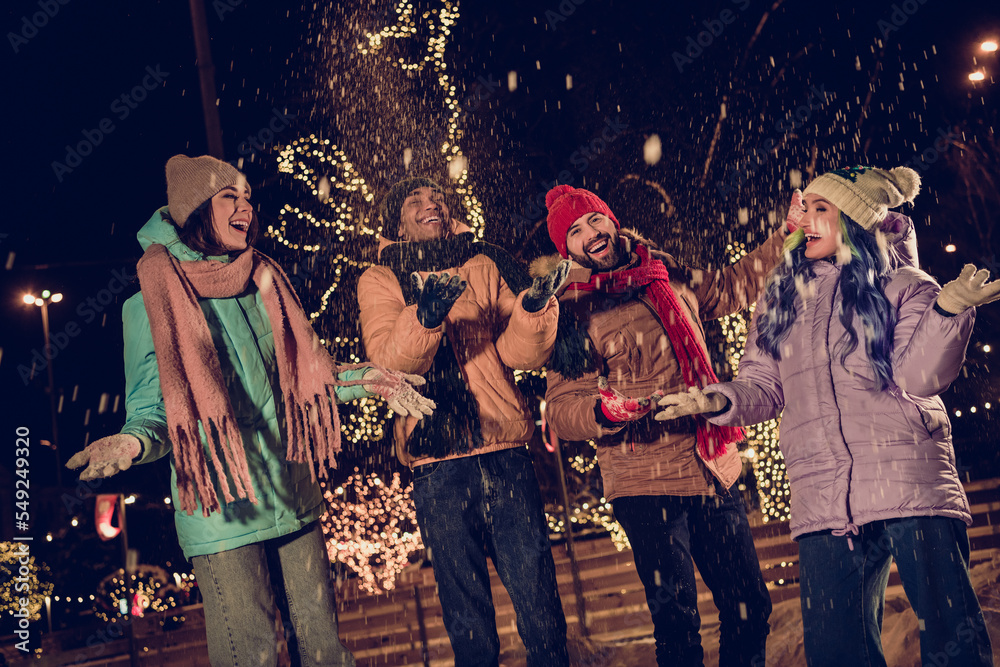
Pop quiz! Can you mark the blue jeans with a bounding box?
[613,485,772,667]
[191,522,355,667]
[799,516,992,667]
[411,447,569,667]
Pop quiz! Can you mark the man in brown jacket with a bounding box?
[357,177,571,667]
[541,184,799,667]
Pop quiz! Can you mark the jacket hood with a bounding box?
[376,218,474,260]
[137,207,229,262]
[878,211,919,271]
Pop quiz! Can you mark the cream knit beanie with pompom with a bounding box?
[803,165,920,230]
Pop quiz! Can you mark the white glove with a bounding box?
[936,264,1000,315]
[66,433,142,481]
[653,387,728,421]
[363,368,436,419]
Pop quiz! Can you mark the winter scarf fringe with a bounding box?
[137,243,369,516]
[564,244,744,460]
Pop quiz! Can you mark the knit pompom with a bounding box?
[887,166,921,206]
[546,184,575,209]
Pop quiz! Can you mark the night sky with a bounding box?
[3,0,999,626]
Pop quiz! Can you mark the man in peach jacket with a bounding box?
[357,177,571,667]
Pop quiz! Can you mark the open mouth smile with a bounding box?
[230,219,250,234]
[586,237,611,256]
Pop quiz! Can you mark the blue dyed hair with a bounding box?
[756,213,897,391]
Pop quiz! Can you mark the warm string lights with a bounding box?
[0,542,53,621]
[357,0,486,237]
[265,1,490,455]
[319,472,423,595]
[95,564,186,621]
[719,241,790,522]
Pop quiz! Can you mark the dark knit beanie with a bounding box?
[545,185,620,258]
[381,177,445,236]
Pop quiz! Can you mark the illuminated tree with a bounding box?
[320,471,423,595]
[0,542,53,622]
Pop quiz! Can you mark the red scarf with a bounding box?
[566,244,744,460]
[138,244,370,516]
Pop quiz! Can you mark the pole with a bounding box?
[187,0,225,159]
[39,301,62,488]
[413,585,431,667]
[552,434,589,637]
[119,495,140,667]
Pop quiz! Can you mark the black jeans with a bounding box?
[799,517,992,667]
[411,447,569,667]
[613,486,772,667]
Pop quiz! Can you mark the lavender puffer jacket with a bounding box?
[706,214,975,540]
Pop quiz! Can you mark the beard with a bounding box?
[570,231,623,271]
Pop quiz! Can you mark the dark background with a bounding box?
[2,0,998,629]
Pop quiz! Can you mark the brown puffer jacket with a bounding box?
[541,228,783,499]
[358,224,559,469]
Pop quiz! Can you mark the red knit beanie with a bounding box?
[545,185,620,258]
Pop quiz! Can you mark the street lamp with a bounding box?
[23,289,64,487]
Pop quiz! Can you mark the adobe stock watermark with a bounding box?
[716,84,830,200]
[17,265,136,386]
[877,0,931,40]
[212,0,244,21]
[673,0,753,73]
[7,0,71,54]
[899,126,958,174]
[51,65,169,183]
[237,108,297,157]
[510,116,629,230]
[544,0,588,31]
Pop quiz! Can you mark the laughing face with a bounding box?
[566,212,622,271]
[210,186,253,252]
[801,194,844,260]
[398,186,451,242]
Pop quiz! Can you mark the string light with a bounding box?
[718,241,790,523]
[0,542,53,621]
[320,472,423,595]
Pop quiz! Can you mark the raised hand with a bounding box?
[597,376,665,422]
[363,367,436,419]
[411,271,467,328]
[523,259,572,313]
[654,387,728,421]
[936,264,1000,315]
[66,433,142,481]
[784,189,804,235]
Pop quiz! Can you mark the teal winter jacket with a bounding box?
[120,208,369,558]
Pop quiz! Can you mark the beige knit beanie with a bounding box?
[803,165,920,230]
[165,155,249,227]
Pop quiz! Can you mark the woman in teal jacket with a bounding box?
[68,155,433,667]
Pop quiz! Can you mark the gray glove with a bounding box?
[654,388,728,421]
[66,433,142,481]
[522,260,572,313]
[936,264,1000,315]
[412,272,467,329]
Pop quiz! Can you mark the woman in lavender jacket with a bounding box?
[655,165,998,667]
